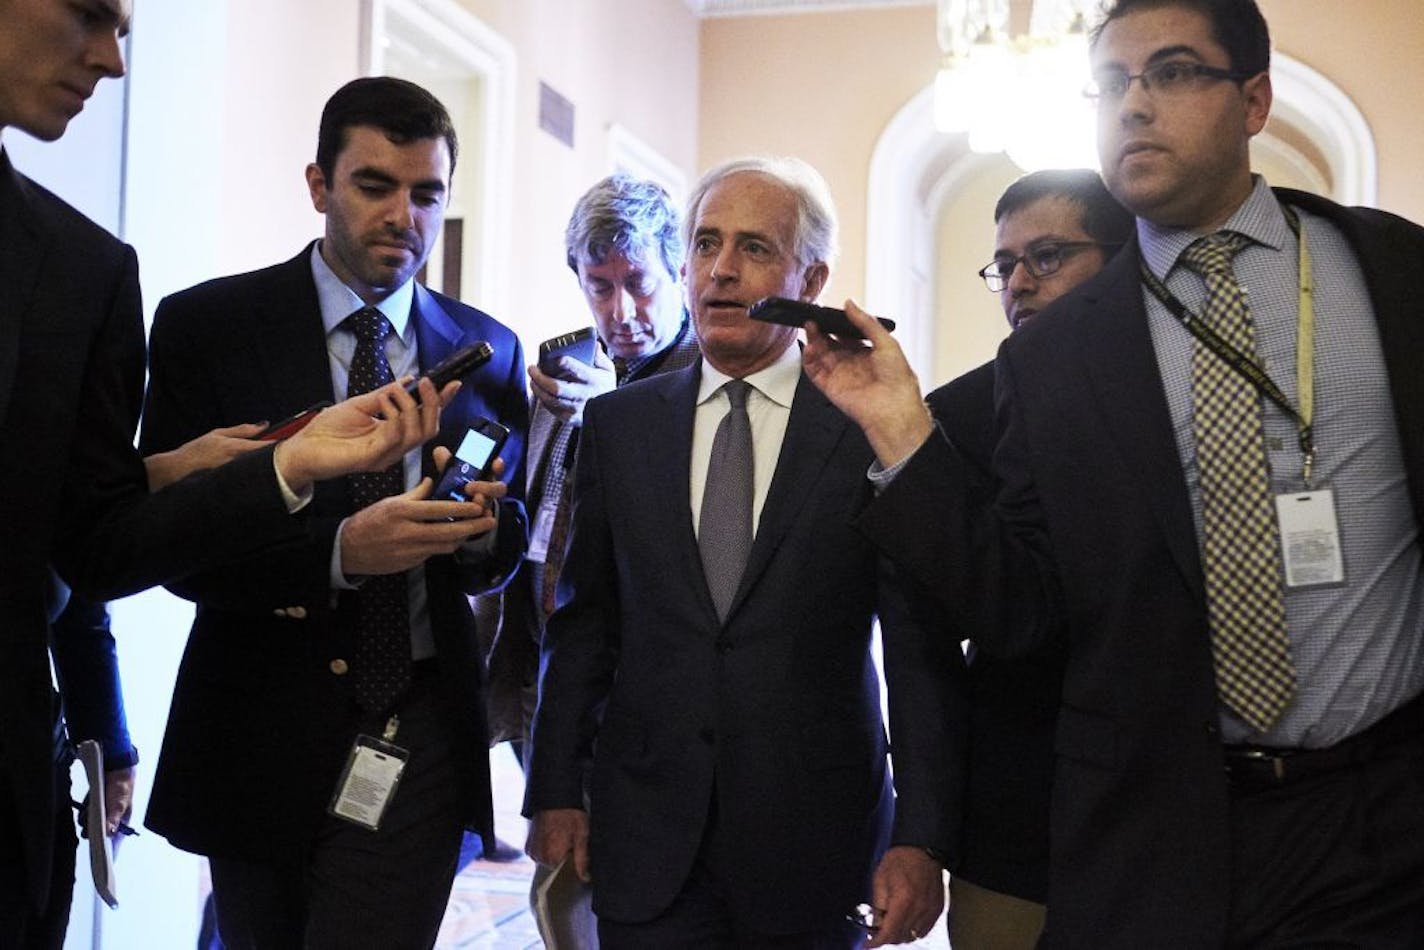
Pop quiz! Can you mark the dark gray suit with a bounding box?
[525,359,966,935]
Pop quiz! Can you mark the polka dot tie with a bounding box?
[1182,233,1296,733]
[344,307,412,713]
[698,380,754,622]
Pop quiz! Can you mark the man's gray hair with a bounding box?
[682,156,839,268]
[565,174,684,280]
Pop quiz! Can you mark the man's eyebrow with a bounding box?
[1144,44,1209,66]
[349,168,447,193]
[994,234,1073,257]
[1095,43,1205,72]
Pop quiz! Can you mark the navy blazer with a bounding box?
[0,153,302,910]
[525,360,966,932]
[137,246,529,860]
[860,190,1424,947]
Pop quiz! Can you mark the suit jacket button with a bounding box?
[716,638,732,654]
[329,659,349,676]
[698,728,715,744]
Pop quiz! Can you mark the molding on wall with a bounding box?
[685,0,930,17]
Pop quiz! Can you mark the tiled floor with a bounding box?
[432,747,951,949]
[434,746,540,949]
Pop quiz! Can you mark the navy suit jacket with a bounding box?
[0,153,303,909]
[137,246,529,860]
[525,359,966,931]
[860,190,1424,947]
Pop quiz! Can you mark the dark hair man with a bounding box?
[946,169,1131,950]
[524,157,964,947]
[805,0,1424,945]
[0,5,450,946]
[136,76,530,948]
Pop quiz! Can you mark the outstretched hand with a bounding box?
[143,422,268,491]
[274,376,455,493]
[802,300,934,467]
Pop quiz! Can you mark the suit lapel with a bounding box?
[0,155,49,425]
[725,371,849,619]
[1074,243,1203,593]
[644,364,713,616]
[253,245,337,413]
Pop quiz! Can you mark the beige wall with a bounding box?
[459,0,701,352]
[192,0,700,358]
[700,6,939,310]
[699,2,1424,388]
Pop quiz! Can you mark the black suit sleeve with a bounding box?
[857,349,1066,659]
[877,554,968,865]
[51,249,303,602]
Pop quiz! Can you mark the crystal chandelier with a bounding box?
[934,0,1099,171]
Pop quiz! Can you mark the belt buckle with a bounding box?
[1238,747,1289,781]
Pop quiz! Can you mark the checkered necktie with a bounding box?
[698,380,754,622]
[1182,233,1296,733]
[344,307,412,713]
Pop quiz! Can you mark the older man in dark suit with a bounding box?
[0,5,452,946]
[137,77,528,948]
[807,1,1424,946]
[525,156,965,948]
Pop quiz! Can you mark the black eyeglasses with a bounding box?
[977,242,1121,292]
[1084,60,1253,103]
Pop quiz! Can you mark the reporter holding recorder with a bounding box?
[137,76,529,948]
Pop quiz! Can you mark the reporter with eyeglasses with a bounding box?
[806,0,1424,945]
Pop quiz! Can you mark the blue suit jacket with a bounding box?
[525,359,966,931]
[137,246,529,859]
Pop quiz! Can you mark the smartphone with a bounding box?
[748,297,896,339]
[254,401,333,441]
[406,342,495,402]
[432,418,510,503]
[538,327,598,373]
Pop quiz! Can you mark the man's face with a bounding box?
[576,249,683,361]
[994,196,1110,331]
[683,172,828,378]
[0,0,129,140]
[306,125,450,304]
[1092,4,1271,231]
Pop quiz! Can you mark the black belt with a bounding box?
[1222,691,1424,791]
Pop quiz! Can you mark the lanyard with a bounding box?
[1140,205,1318,487]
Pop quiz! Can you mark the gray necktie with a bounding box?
[698,380,753,621]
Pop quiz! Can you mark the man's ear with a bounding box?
[799,261,830,302]
[1242,72,1272,138]
[305,163,329,214]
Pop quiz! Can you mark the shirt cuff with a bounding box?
[274,453,313,513]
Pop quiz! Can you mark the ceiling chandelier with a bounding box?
[935,0,1100,171]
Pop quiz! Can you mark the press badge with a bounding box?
[526,503,556,564]
[329,717,408,831]
[1274,488,1344,588]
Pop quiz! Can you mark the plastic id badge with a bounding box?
[328,734,409,831]
[1275,488,1345,588]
